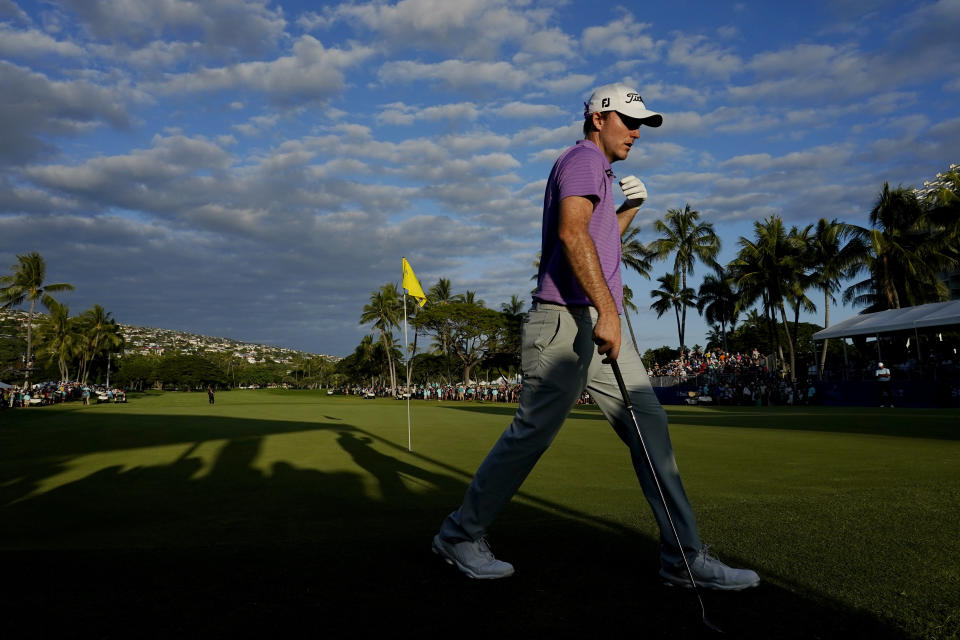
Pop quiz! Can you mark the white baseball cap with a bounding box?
[585,82,662,127]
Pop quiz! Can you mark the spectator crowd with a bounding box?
[332,381,524,404]
[648,346,823,406]
[2,381,127,409]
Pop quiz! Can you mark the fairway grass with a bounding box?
[1,391,957,639]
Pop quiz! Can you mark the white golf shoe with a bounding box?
[432,534,515,579]
[660,545,760,591]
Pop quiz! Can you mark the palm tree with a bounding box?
[650,204,721,352]
[808,218,862,377]
[705,324,724,350]
[428,278,457,382]
[461,290,485,307]
[729,216,807,381]
[353,335,378,387]
[785,224,818,348]
[742,308,765,331]
[360,283,401,393]
[0,252,75,388]
[696,268,739,353]
[649,272,696,353]
[621,226,655,280]
[428,278,456,305]
[36,300,77,382]
[77,304,123,384]
[622,284,641,355]
[620,226,655,356]
[500,294,526,315]
[845,183,953,311]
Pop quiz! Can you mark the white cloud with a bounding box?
[641,81,711,107]
[436,132,513,154]
[378,59,530,91]
[0,24,84,59]
[622,141,693,172]
[667,33,742,77]
[151,36,375,105]
[495,102,567,118]
[296,11,329,32]
[0,0,30,22]
[328,0,558,59]
[377,102,481,125]
[719,144,854,172]
[232,114,280,136]
[472,152,521,171]
[26,135,233,194]
[733,12,960,106]
[716,25,739,39]
[581,12,659,59]
[512,122,582,147]
[60,0,287,55]
[0,61,131,165]
[541,73,595,94]
[91,40,205,70]
[518,27,578,59]
[747,43,847,77]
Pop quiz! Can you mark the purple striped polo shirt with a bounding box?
[534,139,623,313]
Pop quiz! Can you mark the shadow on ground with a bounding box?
[0,411,909,639]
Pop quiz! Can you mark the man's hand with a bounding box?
[619,175,647,209]
[593,310,621,363]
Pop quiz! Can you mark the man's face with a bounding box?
[595,111,642,163]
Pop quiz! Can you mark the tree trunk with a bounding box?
[407,328,419,390]
[674,306,683,355]
[624,310,640,356]
[881,253,900,309]
[764,299,783,371]
[25,298,35,389]
[792,303,800,352]
[680,271,688,352]
[383,334,397,393]
[819,290,830,379]
[779,303,797,382]
[721,314,728,352]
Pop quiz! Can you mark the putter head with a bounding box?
[703,616,724,634]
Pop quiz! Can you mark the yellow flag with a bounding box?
[402,257,427,307]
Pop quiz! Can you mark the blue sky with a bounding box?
[1,0,958,357]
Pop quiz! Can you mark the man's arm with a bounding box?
[615,203,639,236]
[557,195,621,362]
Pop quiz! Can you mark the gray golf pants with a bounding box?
[439,303,702,567]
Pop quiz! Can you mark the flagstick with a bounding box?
[404,292,412,452]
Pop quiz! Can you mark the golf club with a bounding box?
[609,359,723,635]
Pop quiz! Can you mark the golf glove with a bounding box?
[619,175,647,209]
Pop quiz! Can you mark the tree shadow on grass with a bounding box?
[0,412,911,639]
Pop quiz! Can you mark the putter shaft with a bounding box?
[610,360,723,634]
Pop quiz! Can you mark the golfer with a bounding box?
[433,83,760,590]
[875,361,892,407]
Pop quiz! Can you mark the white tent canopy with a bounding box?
[812,299,960,340]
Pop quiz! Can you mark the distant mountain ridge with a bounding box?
[0,309,338,363]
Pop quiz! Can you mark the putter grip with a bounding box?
[609,360,633,410]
